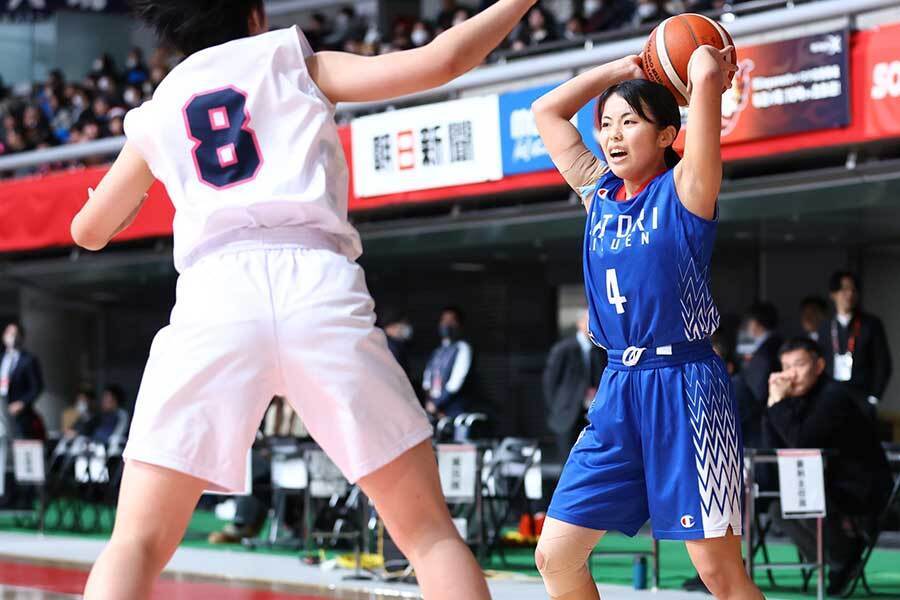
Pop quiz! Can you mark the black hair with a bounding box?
[746,301,779,331]
[441,306,465,326]
[597,79,682,169]
[799,296,828,312]
[778,337,823,359]
[131,0,265,56]
[103,384,126,406]
[829,270,859,293]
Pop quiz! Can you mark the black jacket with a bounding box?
[764,378,892,515]
[542,336,606,435]
[738,333,782,446]
[816,311,892,400]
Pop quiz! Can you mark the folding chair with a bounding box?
[841,443,900,597]
[744,449,827,600]
[481,437,542,565]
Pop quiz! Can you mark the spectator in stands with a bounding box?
[817,271,892,417]
[563,14,586,39]
[423,306,474,419]
[765,337,893,596]
[380,308,414,381]
[61,388,96,438]
[323,6,366,50]
[411,19,434,47]
[124,47,149,86]
[542,310,607,461]
[0,322,45,441]
[520,5,560,46]
[22,105,52,148]
[584,0,635,33]
[90,385,129,451]
[90,53,118,80]
[799,295,828,342]
[735,302,782,447]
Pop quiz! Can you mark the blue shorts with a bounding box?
[548,341,744,540]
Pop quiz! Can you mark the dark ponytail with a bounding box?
[664,146,681,168]
[597,79,682,168]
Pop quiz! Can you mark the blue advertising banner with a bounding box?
[499,83,601,176]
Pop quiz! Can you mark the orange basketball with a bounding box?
[641,13,736,106]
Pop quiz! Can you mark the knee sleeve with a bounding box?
[535,532,597,597]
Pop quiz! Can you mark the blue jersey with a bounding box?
[583,168,720,350]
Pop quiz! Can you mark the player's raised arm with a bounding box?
[70,143,154,251]
[674,45,736,220]
[307,0,537,104]
[532,56,643,209]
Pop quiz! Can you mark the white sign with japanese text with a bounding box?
[777,449,826,519]
[438,444,478,502]
[351,96,503,197]
[13,440,44,483]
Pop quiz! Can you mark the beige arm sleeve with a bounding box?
[557,143,610,205]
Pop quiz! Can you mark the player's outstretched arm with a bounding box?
[674,45,736,221]
[307,0,537,104]
[532,56,643,210]
[70,142,155,251]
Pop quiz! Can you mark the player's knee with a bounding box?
[111,526,178,568]
[534,535,593,597]
[696,560,744,598]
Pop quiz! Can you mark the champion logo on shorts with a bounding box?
[680,514,695,528]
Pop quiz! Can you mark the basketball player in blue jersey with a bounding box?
[532,48,765,598]
[70,1,537,598]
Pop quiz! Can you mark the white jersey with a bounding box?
[123,26,361,272]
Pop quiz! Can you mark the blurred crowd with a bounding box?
[0,46,178,171]
[0,0,786,165]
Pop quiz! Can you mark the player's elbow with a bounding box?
[70,215,108,251]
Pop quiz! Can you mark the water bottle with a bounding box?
[633,556,648,590]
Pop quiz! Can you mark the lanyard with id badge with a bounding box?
[831,318,861,382]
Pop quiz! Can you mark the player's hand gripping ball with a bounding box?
[641,13,737,106]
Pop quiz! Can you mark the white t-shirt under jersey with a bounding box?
[124,26,361,272]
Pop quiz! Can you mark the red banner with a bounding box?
[720,30,850,144]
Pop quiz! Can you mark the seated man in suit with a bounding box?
[765,337,893,596]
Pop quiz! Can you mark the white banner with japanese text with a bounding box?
[351,96,503,197]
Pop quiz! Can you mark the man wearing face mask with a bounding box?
[765,337,892,596]
[816,271,892,419]
[422,307,473,420]
[1,322,44,442]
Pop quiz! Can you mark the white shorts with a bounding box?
[123,240,433,492]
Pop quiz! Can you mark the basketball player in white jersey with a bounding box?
[71,1,537,598]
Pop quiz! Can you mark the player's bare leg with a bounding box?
[686,530,764,599]
[535,517,606,599]
[358,440,491,600]
[83,461,208,600]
